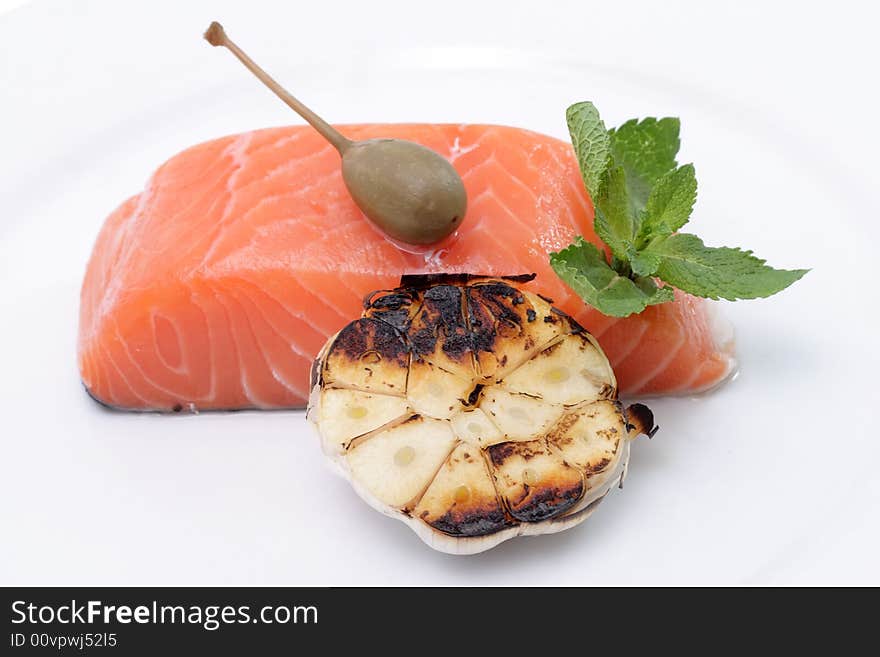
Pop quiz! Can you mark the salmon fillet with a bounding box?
[78,124,735,410]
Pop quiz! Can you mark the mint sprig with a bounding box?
[550,101,807,317]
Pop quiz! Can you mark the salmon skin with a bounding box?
[78,124,735,411]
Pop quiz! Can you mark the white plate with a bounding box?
[1,0,878,585]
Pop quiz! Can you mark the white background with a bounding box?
[1,0,878,585]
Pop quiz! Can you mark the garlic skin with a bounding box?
[307,274,654,555]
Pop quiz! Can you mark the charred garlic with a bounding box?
[307,274,655,554]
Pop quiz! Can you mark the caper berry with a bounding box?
[205,22,467,246]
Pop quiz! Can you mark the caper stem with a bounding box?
[203,22,352,154]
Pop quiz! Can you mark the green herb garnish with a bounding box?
[550,101,807,317]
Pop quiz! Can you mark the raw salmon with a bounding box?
[78,124,735,411]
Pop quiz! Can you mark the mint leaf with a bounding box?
[609,117,680,212]
[637,164,697,245]
[594,166,636,260]
[628,247,663,277]
[549,238,674,317]
[566,102,611,198]
[633,275,675,306]
[645,233,809,300]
